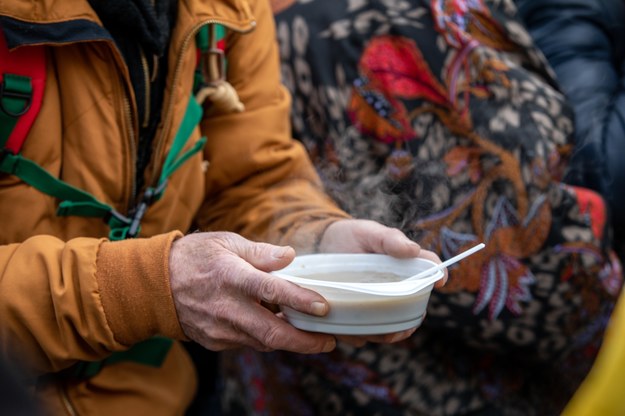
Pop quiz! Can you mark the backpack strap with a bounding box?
[0,27,131,237]
[0,27,208,241]
[71,336,174,379]
[0,28,45,154]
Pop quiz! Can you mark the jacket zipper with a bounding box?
[59,381,78,416]
[147,18,255,188]
[139,48,151,129]
[93,39,140,212]
[123,95,138,205]
[89,40,139,214]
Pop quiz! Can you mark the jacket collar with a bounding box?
[0,0,255,49]
[0,0,254,29]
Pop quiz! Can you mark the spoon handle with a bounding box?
[406,242,485,281]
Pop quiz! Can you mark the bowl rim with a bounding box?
[271,253,444,296]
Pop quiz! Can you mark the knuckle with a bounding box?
[388,225,402,234]
[214,262,237,285]
[210,298,232,321]
[238,273,259,297]
[387,227,405,241]
[249,241,271,258]
[257,277,280,303]
[259,324,284,349]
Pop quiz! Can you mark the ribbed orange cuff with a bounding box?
[95,231,186,346]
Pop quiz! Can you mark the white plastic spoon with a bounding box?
[403,242,485,281]
[273,243,486,296]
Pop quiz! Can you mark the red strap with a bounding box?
[0,28,46,154]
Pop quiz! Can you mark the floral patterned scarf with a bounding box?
[219,1,623,415]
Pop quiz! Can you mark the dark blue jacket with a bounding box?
[516,0,625,240]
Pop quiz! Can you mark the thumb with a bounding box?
[237,240,296,272]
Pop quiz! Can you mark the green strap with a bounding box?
[0,153,130,241]
[113,95,206,239]
[194,24,227,93]
[72,337,174,379]
[215,24,226,43]
[0,74,32,146]
[196,24,226,52]
[0,97,205,236]
[0,74,131,240]
[194,25,210,92]
[197,25,210,52]
[0,89,206,243]
[0,153,113,217]
[159,96,206,186]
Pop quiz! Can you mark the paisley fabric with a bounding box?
[219,1,624,415]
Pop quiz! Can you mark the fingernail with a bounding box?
[389,332,403,343]
[311,301,328,316]
[391,328,416,342]
[322,338,336,352]
[407,240,420,249]
[272,246,290,259]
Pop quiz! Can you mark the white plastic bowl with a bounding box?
[271,253,444,335]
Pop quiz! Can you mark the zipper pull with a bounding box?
[196,80,244,114]
[195,24,244,114]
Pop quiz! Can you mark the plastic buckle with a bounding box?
[126,181,168,238]
[127,201,147,238]
[0,78,32,117]
[106,209,133,241]
[0,149,19,174]
[107,208,131,226]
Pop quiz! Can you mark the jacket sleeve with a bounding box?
[194,0,349,250]
[0,232,186,377]
[515,0,625,230]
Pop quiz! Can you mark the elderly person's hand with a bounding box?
[317,219,446,346]
[318,219,445,284]
[169,231,338,354]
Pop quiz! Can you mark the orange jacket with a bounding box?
[0,0,348,414]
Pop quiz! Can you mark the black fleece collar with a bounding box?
[87,0,177,58]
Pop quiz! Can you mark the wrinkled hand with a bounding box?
[169,231,338,353]
[318,219,446,346]
[319,219,445,279]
